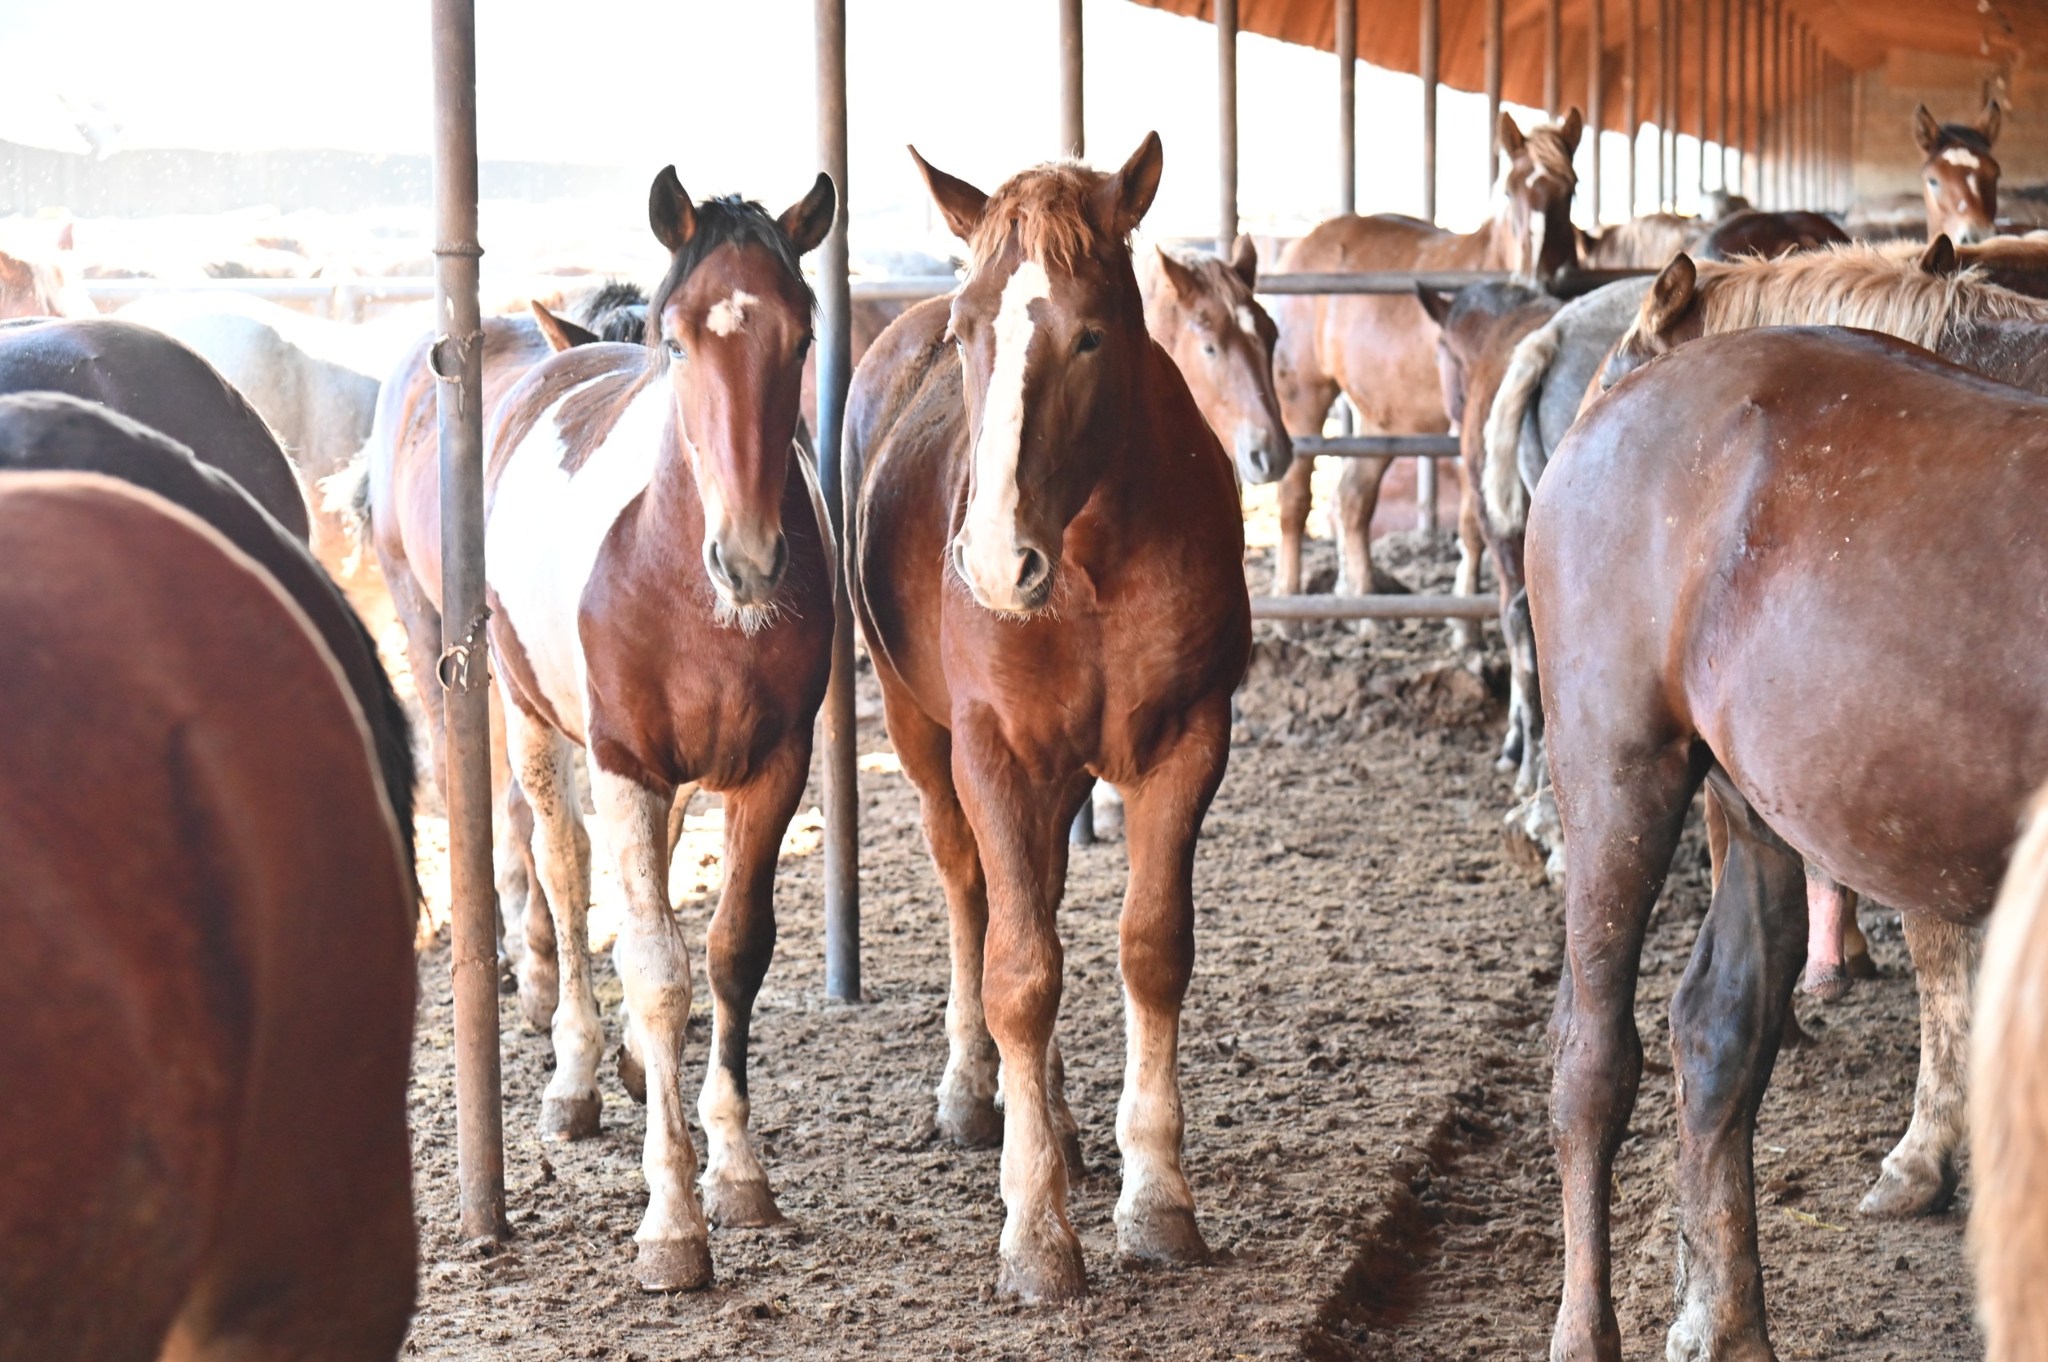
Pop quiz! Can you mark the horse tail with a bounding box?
[316,449,372,574]
[1973,784,2048,1362]
[1483,316,1560,534]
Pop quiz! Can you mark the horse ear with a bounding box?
[779,172,838,257]
[1913,105,1943,156]
[530,300,598,353]
[1228,233,1259,289]
[54,220,74,253]
[1981,100,2003,147]
[1097,131,1165,236]
[1498,111,1527,161]
[1414,285,1454,329]
[1644,254,1699,340]
[1154,246,1202,301]
[908,146,989,243]
[1918,235,1959,276]
[1558,107,1585,157]
[648,165,697,255]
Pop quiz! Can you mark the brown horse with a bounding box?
[0,471,416,1361]
[1577,211,1705,268]
[1269,109,1583,597]
[1916,101,2001,244]
[484,168,836,1291]
[0,227,94,320]
[1973,787,2048,1362]
[849,136,1248,1301]
[1140,235,1291,483]
[1696,209,1849,261]
[1531,326,2048,1361]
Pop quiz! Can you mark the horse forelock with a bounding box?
[1516,124,1580,190]
[1688,244,2048,353]
[969,162,1124,277]
[1930,123,1995,160]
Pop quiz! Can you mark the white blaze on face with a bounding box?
[1235,305,1261,339]
[1525,210,1549,278]
[956,258,1051,606]
[1939,147,1983,171]
[705,289,758,337]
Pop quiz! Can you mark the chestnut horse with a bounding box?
[484,169,836,1291]
[0,471,416,1361]
[1140,235,1291,483]
[1916,101,2001,244]
[849,136,1247,1301]
[1532,326,2048,1361]
[1270,109,1583,601]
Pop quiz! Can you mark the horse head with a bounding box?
[1145,236,1291,485]
[1498,109,1584,284]
[645,167,835,627]
[911,133,1164,617]
[1605,254,1702,386]
[1916,101,2001,246]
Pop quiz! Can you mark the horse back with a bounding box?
[0,473,415,1361]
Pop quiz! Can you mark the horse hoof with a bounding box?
[540,1092,601,1141]
[1117,1203,1209,1266]
[517,970,557,1035]
[1846,950,1879,980]
[702,1176,783,1228]
[1800,964,1851,1002]
[615,1043,647,1105]
[996,1235,1087,1303]
[1059,1129,1087,1180]
[1859,1161,1957,1219]
[635,1236,712,1292]
[936,1093,1003,1148]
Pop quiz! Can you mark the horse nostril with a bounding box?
[767,533,789,583]
[1015,546,1050,594]
[706,541,733,590]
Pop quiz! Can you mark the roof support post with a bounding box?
[1218,0,1239,253]
[1485,0,1504,199]
[1337,0,1356,213]
[1545,0,1562,116]
[1059,0,1084,157]
[1417,0,1440,534]
[1588,0,1605,224]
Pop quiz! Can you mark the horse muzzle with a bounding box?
[703,530,788,610]
[949,529,1055,615]
[1235,421,1293,485]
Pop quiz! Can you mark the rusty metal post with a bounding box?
[1059,0,1084,157]
[1626,0,1639,214]
[1718,0,1730,189]
[1695,0,1708,198]
[1485,0,1503,197]
[1218,0,1239,254]
[1545,0,1562,116]
[1588,0,1604,224]
[430,0,506,1244]
[1769,0,1783,208]
[1654,0,1668,209]
[1416,0,1439,535]
[1740,0,1756,199]
[815,0,861,1001]
[1337,0,1357,213]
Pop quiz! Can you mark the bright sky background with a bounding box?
[0,0,1723,247]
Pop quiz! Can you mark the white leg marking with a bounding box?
[1115,982,1195,1238]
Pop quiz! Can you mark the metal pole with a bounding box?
[1718,0,1730,189]
[1418,0,1439,534]
[1695,0,1708,198]
[1337,0,1357,214]
[1626,0,1639,215]
[1545,0,1562,116]
[430,0,506,1244]
[1588,0,1604,225]
[1059,0,1084,157]
[815,0,861,1002]
[1740,0,1756,200]
[1485,0,1503,198]
[1217,0,1239,253]
[1655,0,1668,210]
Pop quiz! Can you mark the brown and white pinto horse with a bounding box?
[1533,327,2048,1362]
[1139,235,1291,484]
[849,136,1248,1301]
[1270,109,1583,598]
[0,472,416,1361]
[484,169,836,1292]
[1916,101,2001,244]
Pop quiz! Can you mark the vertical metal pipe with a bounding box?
[1059,0,1084,157]
[1626,0,1639,215]
[815,0,860,1002]
[1545,0,1562,116]
[1743,0,1758,200]
[1718,0,1731,189]
[1217,0,1239,253]
[1695,0,1708,198]
[1337,0,1357,214]
[1485,0,1504,198]
[1418,0,1439,534]
[1655,0,1669,209]
[1772,0,1785,208]
[1588,0,1605,224]
[430,0,506,1244]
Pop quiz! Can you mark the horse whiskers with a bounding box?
[711,589,792,638]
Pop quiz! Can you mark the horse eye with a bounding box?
[1927,177,1940,188]
[796,334,813,361]
[1202,341,1218,357]
[1077,328,1104,355]
[665,338,686,360]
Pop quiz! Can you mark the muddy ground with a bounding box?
[399,530,1977,1361]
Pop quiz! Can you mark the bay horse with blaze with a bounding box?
[484,168,837,1291]
[849,135,1248,1301]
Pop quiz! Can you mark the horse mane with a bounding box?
[578,278,648,340]
[646,196,814,355]
[1688,243,2048,352]
[969,161,1120,273]
[1930,122,1995,158]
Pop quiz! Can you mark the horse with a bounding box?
[1915,100,2001,244]
[0,225,95,320]
[0,470,416,1362]
[849,134,1248,1302]
[1268,109,1583,598]
[1696,209,1849,261]
[1139,234,1291,483]
[0,317,308,539]
[1416,281,1559,749]
[1577,211,1707,269]
[483,167,837,1291]
[1973,786,2048,1362]
[1531,326,2048,1362]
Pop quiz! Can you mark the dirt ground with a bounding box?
[399,529,1978,1361]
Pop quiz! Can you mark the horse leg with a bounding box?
[504,700,600,1141]
[1800,870,1857,1001]
[1044,773,1094,1179]
[953,716,1083,1301]
[1274,453,1314,596]
[505,775,557,1033]
[1842,901,1876,979]
[1549,728,1699,1362]
[1113,694,1229,1268]
[696,742,807,1228]
[1334,455,1392,597]
[1665,781,1806,1362]
[379,559,446,801]
[1860,913,1979,1218]
[1452,464,1485,651]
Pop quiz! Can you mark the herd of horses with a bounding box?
[3,90,2048,1362]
